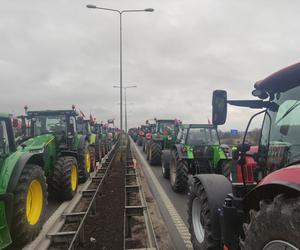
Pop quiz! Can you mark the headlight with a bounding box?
[30,149,44,154]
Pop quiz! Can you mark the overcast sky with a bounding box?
[0,0,299,130]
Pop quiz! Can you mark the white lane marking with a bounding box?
[131,141,193,250]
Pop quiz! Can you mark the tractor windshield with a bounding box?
[187,127,219,146]
[32,115,67,136]
[260,85,300,169]
[0,120,9,156]
[158,121,175,134]
[77,121,89,134]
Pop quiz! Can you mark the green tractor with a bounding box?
[146,119,180,165]
[0,113,47,249]
[165,124,231,192]
[77,117,100,170]
[91,122,106,161]
[24,109,93,186]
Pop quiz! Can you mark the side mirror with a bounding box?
[212,90,227,125]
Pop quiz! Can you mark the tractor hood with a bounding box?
[19,134,55,152]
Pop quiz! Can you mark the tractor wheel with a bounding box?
[187,177,220,250]
[149,142,162,165]
[162,150,171,179]
[11,164,47,246]
[89,146,96,172]
[49,156,78,201]
[240,194,300,250]
[170,151,188,192]
[79,141,91,182]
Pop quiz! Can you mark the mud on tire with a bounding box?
[240,194,300,250]
[11,164,47,247]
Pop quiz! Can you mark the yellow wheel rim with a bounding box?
[86,150,91,173]
[26,180,43,225]
[71,164,78,191]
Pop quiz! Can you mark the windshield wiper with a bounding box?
[276,100,300,125]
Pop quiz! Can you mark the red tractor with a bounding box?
[188,63,300,250]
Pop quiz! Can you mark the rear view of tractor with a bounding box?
[0,114,47,249]
[188,63,300,250]
[147,119,180,165]
[164,124,231,192]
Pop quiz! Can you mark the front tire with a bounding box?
[187,178,220,250]
[11,164,47,246]
[79,141,91,182]
[241,194,300,250]
[89,146,96,172]
[49,156,78,201]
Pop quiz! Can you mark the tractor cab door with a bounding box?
[0,120,11,156]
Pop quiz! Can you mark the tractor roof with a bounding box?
[254,62,300,93]
[27,110,78,117]
[157,119,175,123]
[0,113,10,119]
[182,124,216,129]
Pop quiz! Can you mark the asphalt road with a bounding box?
[136,145,189,227]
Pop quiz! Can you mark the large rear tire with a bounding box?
[11,164,47,246]
[240,194,300,250]
[162,150,171,179]
[149,142,162,165]
[187,178,220,250]
[170,151,188,192]
[49,156,78,201]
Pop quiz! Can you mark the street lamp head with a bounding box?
[144,8,154,12]
[86,4,97,9]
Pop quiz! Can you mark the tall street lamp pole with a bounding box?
[86,5,154,133]
[113,85,137,132]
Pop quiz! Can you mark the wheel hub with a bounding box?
[26,179,43,225]
[263,240,298,250]
[71,164,78,191]
[192,197,205,243]
[86,150,91,173]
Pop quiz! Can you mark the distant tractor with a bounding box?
[188,63,300,250]
[164,124,231,192]
[142,121,156,152]
[147,119,180,166]
[136,125,147,146]
[0,113,47,249]
[77,117,99,171]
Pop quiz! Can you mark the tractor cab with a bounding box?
[27,110,78,149]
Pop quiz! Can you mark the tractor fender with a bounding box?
[245,165,300,211]
[60,150,78,160]
[7,152,44,193]
[192,174,232,240]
